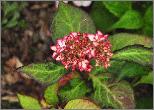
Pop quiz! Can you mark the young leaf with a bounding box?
[103,1,132,17]
[51,2,96,42]
[117,62,150,80]
[17,94,41,109]
[90,74,135,108]
[111,10,143,30]
[59,78,90,102]
[109,33,152,51]
[135,71,153,86]
[143,5,153,37]
[112,47,152,66]
[21,62,67,84]
[90,2,117,32]
[64,99,100,109]
[44,83,59,106]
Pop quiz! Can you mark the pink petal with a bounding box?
[52,52,57,58]
[103,35,108,40]
[93,41,99,46]
[64,65,69,69]
[96,30,103,36]
[70,32,77,36]
[91,49,95,57]
[50,46,57,51]
[56,55,61,61]
[57,39,65,47]
[87,34,96,41]
[81,60,89,69]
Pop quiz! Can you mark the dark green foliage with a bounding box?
[117,62,150,80]
[2,1,28,29]
[90,66,106,75]
[90,2,117,32]
[111,10,143,30]
[143,5,153,37]
[135,96,153,109]
[103,1,132,17]
[90,1,152,36]
[107,60,126,75]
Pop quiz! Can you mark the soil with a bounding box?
[1,1,56,108]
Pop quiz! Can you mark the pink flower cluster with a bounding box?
[50,31,113,72]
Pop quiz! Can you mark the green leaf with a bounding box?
[117,62,150,80]
[90,60,126,76]
[90,66,106,75]
[135,71,153,85]
[107,60,126,75]
[59,78,90,102]
[90,2,117,32]
[109,33,152,51]
[112,47,152,66]
[90,74,135,108]
[143,5,153,37]
[64,99,100,109]
[44,83,59,105]
[21,62,67,84]
[51,2,96,42]
[111,10,143,30]
[17,94,41,110]
[103,1,132,17]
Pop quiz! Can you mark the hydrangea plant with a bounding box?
[17,2,153,109]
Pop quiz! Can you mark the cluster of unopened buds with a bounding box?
[51,31,113,72]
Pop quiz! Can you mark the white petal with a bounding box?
[55,1,68,8]
[55,1,59,8]
[63,1,69,3]
[81,1,92,7]
[73,1,82,7]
